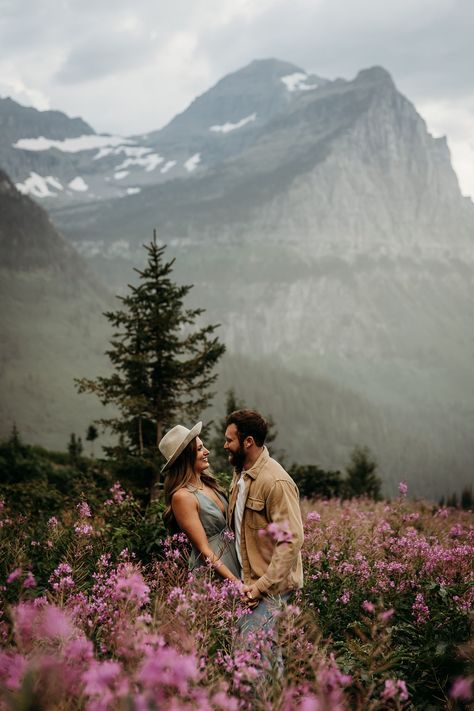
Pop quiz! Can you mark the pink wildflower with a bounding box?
[105,482,127,505]
[77,501,91,518]
[115,572,150,605]
[378,608,395,622]
[306,511,321,522]
[381,679,397,700]
[23,571,36,589]
[6,568,22,584]
[41,605,74,639]
[362,600,375,614]
[260,520,292,542]
[48,516,59,528]
[412,593,430,624]
[450,677,473,700]
[0,651,26,691]
[398,481,408,496]
[82,660,123,706]
[138,646,198,695]
[74,521,93,536]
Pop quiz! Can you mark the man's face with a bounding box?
[224,424,246,470]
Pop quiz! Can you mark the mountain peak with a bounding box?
[354,66,395,87]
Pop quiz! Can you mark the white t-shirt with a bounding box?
[234,473,247,568]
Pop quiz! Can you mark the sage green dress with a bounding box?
[186,485,241,579]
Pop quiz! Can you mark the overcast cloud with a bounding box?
[0,0,473,196]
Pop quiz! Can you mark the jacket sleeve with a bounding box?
[255,479,304,594]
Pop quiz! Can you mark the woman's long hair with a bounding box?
[163,437,224,532]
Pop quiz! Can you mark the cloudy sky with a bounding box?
[1,0,473,197]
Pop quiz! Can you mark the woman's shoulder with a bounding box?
[171,487,197,504]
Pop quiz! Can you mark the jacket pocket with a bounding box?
[245,497,267,529]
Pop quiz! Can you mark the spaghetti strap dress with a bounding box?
[185,485,241,579]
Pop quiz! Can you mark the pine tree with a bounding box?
[344,445,381,500]
[460,486,473,510]
[86,424,99,458]
[76,233,225,499]
[68,433,83,462]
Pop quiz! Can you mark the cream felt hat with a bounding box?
[159,421,202,473]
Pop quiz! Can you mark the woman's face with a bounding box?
[194,437,210,475]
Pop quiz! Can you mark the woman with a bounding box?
[159,421,241,582]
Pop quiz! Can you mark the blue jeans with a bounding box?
[238,592,292,676]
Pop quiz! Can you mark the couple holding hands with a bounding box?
[159,409,304,634]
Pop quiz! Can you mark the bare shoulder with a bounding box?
[171,487,198,509]
[172,487,194,502]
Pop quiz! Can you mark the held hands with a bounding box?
[242,583,261,608]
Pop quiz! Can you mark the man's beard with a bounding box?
[228,444,246,472]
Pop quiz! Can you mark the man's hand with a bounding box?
[242,584,262,607]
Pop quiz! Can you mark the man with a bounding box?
[225,409,304,632]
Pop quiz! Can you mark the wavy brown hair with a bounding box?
[163,437,224,532]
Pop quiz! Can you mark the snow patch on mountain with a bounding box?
[115,152,164,172]
[281,73,319,92]
[114,171,129,180]
[209,113,257,134]
[16,172,63,198]
[68,176,88,192]
[94,145,151,161]
[126,187,141,195]
[161,160,176,174]
[13,134,134,153]
[185,154,201,172]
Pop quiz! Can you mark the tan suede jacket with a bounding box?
[228,447,304,595]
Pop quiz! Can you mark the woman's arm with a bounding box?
[172,488,240,582]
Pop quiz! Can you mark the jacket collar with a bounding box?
[243,446,269,480]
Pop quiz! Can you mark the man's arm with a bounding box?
[253,479,304,594]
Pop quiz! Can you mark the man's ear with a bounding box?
[244,436,255,449]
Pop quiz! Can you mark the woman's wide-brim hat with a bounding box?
[158,421,202,473]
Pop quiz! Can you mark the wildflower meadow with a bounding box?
[0,483,473,710]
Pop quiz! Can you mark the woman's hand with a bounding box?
[242,583,262,607]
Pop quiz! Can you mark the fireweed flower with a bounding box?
[0,651,27,691]
[6,568,22,584]
[412,593,430,624]
[23,571,36,589]
[74,521,94,536]
[381,678,409,701]
[450,677,473,700]
[104,482,127,506]
[259,520,293,543]
[114,571,150,605]
[398,481,408,496]
[82,659,125,708]
[137,646,199,696]
[77,501,91,518]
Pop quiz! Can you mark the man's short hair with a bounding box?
[226,409,268,447]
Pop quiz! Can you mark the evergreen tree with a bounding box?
[460,486,473,510]
[76,233,225,499]
[86,424,99,458]
[290,464,343,499]
[344,445,381,500]
[68,433,83,463]
[9,423,22,449]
